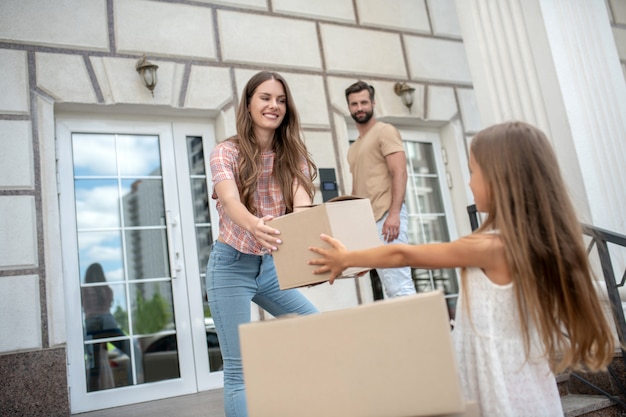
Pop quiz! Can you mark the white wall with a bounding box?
[0,0,623,358]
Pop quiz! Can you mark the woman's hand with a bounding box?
[308,234,348,284]
[252,215,282,253]
[214,180,284,253]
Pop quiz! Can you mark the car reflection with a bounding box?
[108,318,222,385]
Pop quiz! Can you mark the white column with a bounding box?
[456,0,626,234]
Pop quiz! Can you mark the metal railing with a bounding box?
[581,223,626,354]
[580,223,626,408]
[467,204,626,407]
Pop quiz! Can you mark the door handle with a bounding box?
[165,210,181,279]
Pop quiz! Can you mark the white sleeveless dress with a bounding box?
[452,267,563,416]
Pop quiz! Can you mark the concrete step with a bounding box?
[558,364,626,416]
[561,394,623,417]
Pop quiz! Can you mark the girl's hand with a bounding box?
[252,215,281,252]
[308,234,348,284]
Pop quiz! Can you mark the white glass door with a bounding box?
[57,117,221,413]
[399,128,460,312]
[348,125,460,315]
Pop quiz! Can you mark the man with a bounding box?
[345,80,416,298]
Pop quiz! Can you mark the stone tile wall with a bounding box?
[0,348,69,416]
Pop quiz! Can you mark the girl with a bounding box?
[207,71,319,417]
[308,121,615,416]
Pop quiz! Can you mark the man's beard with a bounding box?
[350,109,373,124]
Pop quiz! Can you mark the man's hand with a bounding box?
[382,212,401,242]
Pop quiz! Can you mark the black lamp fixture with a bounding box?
[136,55,158,97]
[394,82,415,112]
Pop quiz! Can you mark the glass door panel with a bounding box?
[171,128,222,388]
[72,132,176,391]
[402,136,459,318]
[177,132,223,378]
[186,136,214,283]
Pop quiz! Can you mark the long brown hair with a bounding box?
[230,71,317,214]
[470,121,614,372]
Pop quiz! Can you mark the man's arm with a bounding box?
[382,151,408,242]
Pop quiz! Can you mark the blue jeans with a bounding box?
[376,203,416,297]
[206,241,318,417]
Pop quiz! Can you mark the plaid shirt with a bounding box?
[211,140,299,255]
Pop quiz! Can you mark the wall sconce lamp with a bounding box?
[394,82,415,112]
[136,55,158,97]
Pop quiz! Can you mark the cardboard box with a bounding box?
[240,291,466,417]
[267,196,382,289]
[444,401,479,417]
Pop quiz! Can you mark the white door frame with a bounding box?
[57,115,221,413]
[171,122,221,391]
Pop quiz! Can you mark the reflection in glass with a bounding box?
[73,131,178,389]
[405,141,437,174]
[121,179,165,227]
[412,268,457,293]
[72,134,117,177]
[187,136,206,175]
[74,179,121,230]
[412,267,458,320]
[134,319,223,381]
[447,297,458,322]
[405,176,444,214]
[190,178,210,224]
[129,281,175,335]
[117,135,161,176]
[206,319,223,372]
[82,263,136,391]
[195,226,212,277]
[407,215,450,245]
[140,333,181,382]
[125,229,170,280]
[78,231,124,283]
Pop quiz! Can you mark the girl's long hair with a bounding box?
[231,71,316,214]
[470,121,614,373]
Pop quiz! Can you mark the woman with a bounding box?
[207,71,319,417]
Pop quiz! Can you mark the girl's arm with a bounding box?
[308,233,506,284]
[214,179,281,251]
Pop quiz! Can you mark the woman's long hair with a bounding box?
[231,71,317,214]
[470,121,614,372]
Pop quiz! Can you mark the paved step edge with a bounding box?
[562,394,615,417]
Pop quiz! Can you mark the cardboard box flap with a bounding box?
[292,194,364,210]
[325,198,381,277]
[325,198,378,250]
[327,194,363,203]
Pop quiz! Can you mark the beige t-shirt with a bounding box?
[347,121,404,221]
